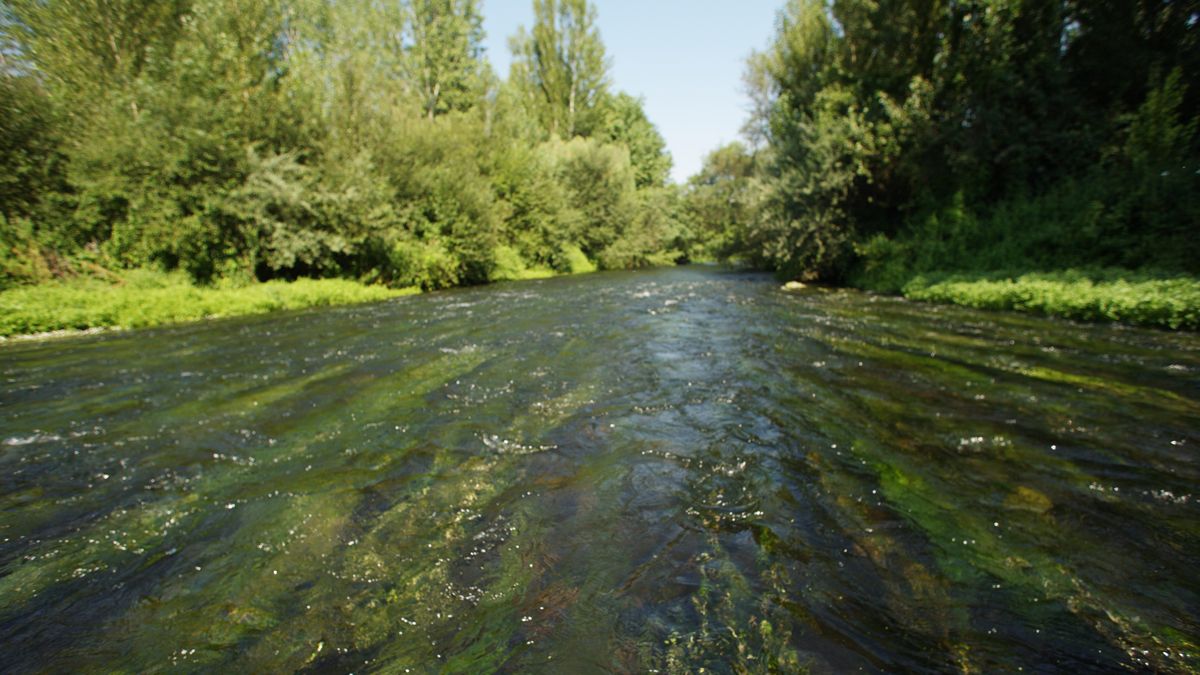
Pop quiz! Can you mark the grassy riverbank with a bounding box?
[897,269,1200,330]
[6,265,1196,339]
[0,270,417,338]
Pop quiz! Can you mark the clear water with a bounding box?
[1,266,1197,673]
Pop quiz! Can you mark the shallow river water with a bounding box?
[1,266,1198,673]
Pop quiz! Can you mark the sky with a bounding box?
[481,1,782,184]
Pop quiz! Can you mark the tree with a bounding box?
[404,0,487,119]
[598,92,671,188]
[740,50,776,149]
[5,0,190,125]
[541,135,634,258]
[0,71,60,222]
[510,0,609,138]
[684,142,762,260]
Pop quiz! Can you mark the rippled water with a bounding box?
[1,266,1198,673]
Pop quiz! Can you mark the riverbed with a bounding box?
[1,266,1197,672]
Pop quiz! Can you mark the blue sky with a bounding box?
[481,1,782,183]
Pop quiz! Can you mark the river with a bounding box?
[1,266,1197,672]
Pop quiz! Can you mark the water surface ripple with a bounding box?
[1,267,1198,672]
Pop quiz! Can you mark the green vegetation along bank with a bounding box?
[901,269,1200,331]
[0,270,415,338]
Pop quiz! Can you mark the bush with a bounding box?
[902,269,1200,330]
[541,137,637,257]
[0,217,58,289]
[554,244,597,275]
[387,239,460,290]
[489,245,555,281]
[597,186,685,269]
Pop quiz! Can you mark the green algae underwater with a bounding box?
[0,266,1197,673]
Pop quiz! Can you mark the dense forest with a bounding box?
[0,0,683,290]
[1,0,1198,302]
[690,0,1200,289]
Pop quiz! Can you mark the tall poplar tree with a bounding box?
[5,0,190,124]
[404,0,487,119]
[510,0,609,138]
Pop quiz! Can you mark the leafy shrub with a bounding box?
[387,239,460,290]
[554,244,597,275]
[490,245,527,281]
[488,142,576,268]
[0,218,58,288]
[597,186,685,269]
[541,137,637,258]
[903,269,1200,330]
[489,245,556,281]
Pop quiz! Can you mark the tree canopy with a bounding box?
[686,0,1200,287]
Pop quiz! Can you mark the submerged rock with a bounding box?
[1004,486,1054,514]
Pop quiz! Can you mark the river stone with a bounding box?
[1004,486,1054,514]
[782,281,807,291]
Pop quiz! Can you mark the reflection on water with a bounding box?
[1,266,1198,672]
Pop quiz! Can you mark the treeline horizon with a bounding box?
[0,0,687,290]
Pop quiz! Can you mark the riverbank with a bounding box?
[0,270,418,339]
[6,265,1197,340]
[896,269,1200,330]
